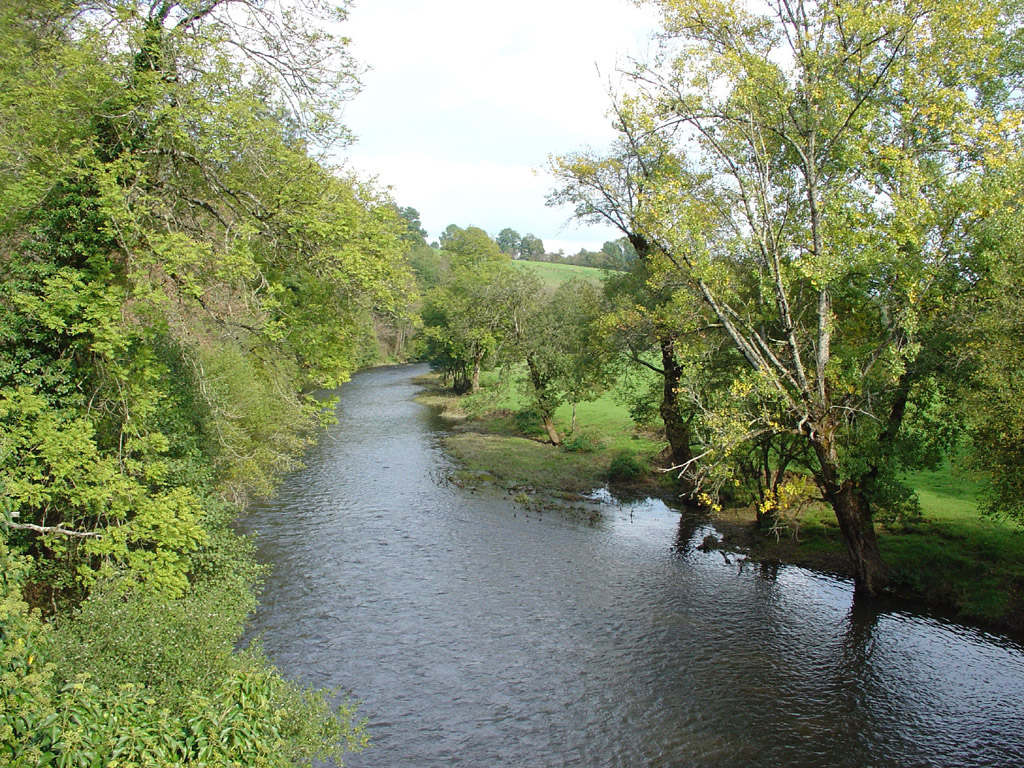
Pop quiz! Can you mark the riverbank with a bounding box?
[415,372,1024,633]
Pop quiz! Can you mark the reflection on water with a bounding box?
[241,365,1024,768]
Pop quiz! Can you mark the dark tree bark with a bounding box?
[813,437,891,596]
[659,336,695,497]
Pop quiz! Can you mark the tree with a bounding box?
[422,227,510,392]
[549,279,615,431]
[600,241,624,269]
[549,104,707,497]
[442,226,505,264]
[439,223,465,249]
[613,0,1014,594]
[497,227,522,256]
[489,269,567,445]
[519,233,546,259]
[396,206,428,245]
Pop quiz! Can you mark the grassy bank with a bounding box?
[415,371,1024,632]
[713,469,1024,630]
[415,371,670,496]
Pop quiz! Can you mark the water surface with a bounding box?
[242,364,1024,767]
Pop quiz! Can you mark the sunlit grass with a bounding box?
[767,461,1024,624]
[511,260,608,290]
[425,368,667,493]
[880,463,1024,623]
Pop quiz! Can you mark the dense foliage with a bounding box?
[0,0,414,763]
[420,227,610,444]
[546,0,1024,594]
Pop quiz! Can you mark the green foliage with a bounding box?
[0,0,409,761]
[8,665,366,768]
[407,244,445,291]
[512,407,548,439]
[0,540,56,768]
[422,231,519,391]
[956,155,1024,524]
[519,233,545,259]
[496,227,521,256]
[553,0,1021,590]
[562,429,601,453]
[49,579,252,706]
[608,453,645,483]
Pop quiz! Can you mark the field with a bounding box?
[511,259,609,290]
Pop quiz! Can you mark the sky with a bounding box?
[336,0,661,254]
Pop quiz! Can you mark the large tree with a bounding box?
[423,227,510,392]
[496,227,522,256]
[549,106,706,496]
[519,233,546,259]
[568,0,1016,594]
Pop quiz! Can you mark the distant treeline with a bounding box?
[413,219,638,272]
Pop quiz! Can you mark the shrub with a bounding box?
[608,452,644,482]
[563,429,600,453]
[512,407,547,439]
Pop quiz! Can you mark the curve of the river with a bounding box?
[241,364,1024,768]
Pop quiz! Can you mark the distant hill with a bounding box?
[511,259,608,290]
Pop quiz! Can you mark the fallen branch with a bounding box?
[3,521,102,539]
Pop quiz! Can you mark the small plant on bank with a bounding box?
[608,452,645,483]
[563,429,601,453]
[759,475,816,541]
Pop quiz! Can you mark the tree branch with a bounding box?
[4,521,102,539]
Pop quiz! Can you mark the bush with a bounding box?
[48,578,253,708]
[0,541,56,768]
[13,664,367,768]
[2,570,369,767]
[512,407,547,439]
[608,452,645,482]
[563,429,600,453]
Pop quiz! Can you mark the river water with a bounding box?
[241,364,1024,767]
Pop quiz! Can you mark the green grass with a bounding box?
[418,369,668,495]
[881,463,1024,625]
[511,259,608,290]
[741,461,1024,628]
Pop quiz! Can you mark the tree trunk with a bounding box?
[470,350,483,393]
[814,438,890,596]
[452,363,470,394]
[826,480,891,596]
[542,414,562,446]
[659,337,695,496]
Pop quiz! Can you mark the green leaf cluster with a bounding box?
[0,0,414,761]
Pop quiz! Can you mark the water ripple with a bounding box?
[240,365,1024,768]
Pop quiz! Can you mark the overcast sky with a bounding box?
[337,0,660,253]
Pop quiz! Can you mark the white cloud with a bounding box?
[336,0,659,250]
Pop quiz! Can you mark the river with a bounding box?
[241,364,1024,767]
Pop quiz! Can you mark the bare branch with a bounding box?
[4,521,103,539]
